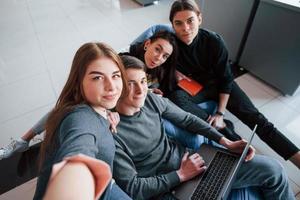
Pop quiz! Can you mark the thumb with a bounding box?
[236,139,247,145]
[207,117,213,125]
[110,125,117,134]
[182,152,189,162]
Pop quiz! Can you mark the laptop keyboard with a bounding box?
[191,151,236,200]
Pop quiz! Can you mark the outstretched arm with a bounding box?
[44,162,95,200]
[41,109,112,199]
[155,94,224,143]
[44,154,111,200]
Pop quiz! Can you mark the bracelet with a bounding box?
[216,111,225,116]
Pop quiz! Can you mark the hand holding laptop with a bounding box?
[219,137,256,162]
[176,152,207,182]
[173,126,258,200]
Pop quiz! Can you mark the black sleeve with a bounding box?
[211,33,234,94]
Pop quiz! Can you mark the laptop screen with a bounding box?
[221,124,257,199]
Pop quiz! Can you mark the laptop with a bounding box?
[172,125,257,200]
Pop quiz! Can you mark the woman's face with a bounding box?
[82,57,123,113]
[143,38,173,69]
[172,10,201,45]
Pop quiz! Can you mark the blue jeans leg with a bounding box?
[232,155,295,200]
[163,119,223,149]
[109,181,132,200]
[228,187,263,200]
[163,119,207,149]
[162,120,290,200]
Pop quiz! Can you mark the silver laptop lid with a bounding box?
[221,124,257,200]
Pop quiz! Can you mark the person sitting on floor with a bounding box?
[0,30,239,160]
[33,42,131,200]
[112,55,294,200]
[130,0,300,169]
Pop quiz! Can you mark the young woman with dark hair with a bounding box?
[122,30,178,97]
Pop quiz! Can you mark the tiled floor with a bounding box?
[232,75,300,194]
[0,179,37,200]
[0,0,171,146]
[0,0,299,199]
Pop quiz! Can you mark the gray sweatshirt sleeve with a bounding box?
[149,93,224,143]
[113,141,180,200]
[54,110,98,162]
[31,112,49,135]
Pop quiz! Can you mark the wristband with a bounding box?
[216,111,225,116]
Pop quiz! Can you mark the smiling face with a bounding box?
[143,38,173,69]
[117,68,148,115]
[172,10,202,45]
[82,56,123,113]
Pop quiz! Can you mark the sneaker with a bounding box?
[0,138,29,160]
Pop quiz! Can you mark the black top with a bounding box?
[176,29,234,94]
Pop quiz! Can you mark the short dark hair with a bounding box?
[120,55,146,72]
[169,0,201,22]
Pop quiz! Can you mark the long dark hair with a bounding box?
[129,30,178,96]
[39,42,127,168]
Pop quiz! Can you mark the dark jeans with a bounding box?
[169,81,299,160]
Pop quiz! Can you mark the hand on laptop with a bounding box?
[176,152,207,182]
[220,137,255,161]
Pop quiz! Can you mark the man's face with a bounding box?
[172,10,202,45]
[121,68,148,112]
